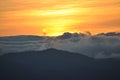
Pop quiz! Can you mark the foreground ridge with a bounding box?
[0,49,120,80]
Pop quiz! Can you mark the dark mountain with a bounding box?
[0,35,45,41]
[0,49,120,80]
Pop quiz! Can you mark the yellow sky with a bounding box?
[0,0,120,36]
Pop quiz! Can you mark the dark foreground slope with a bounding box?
[0,49,120,80]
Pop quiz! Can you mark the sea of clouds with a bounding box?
[0,32,120,59]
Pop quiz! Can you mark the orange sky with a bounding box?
[0,0,120,36]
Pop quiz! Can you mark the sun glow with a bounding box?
[42,19,80,36]
[39,8,79,16]
[0,0,120,36]
[37,8,84,36]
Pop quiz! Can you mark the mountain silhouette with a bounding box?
[0,48,120,80]
[0,35,44,41]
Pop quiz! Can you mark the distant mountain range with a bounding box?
[0,48,120,80]
[0,35,45,41]
[0,32,120,41]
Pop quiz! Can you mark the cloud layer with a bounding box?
[0,32,120,58]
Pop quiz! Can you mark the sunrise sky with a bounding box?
[0,0,120,36]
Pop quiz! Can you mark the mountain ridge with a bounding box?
[0,48,120,80]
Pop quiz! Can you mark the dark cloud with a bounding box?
[56,32,86,40]
[97,32,120,36]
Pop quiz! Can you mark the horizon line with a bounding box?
[0,31,120,37]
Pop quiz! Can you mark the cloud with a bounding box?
[0,32,120,59]
[97,32,120,36]
[51,33,120,58]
